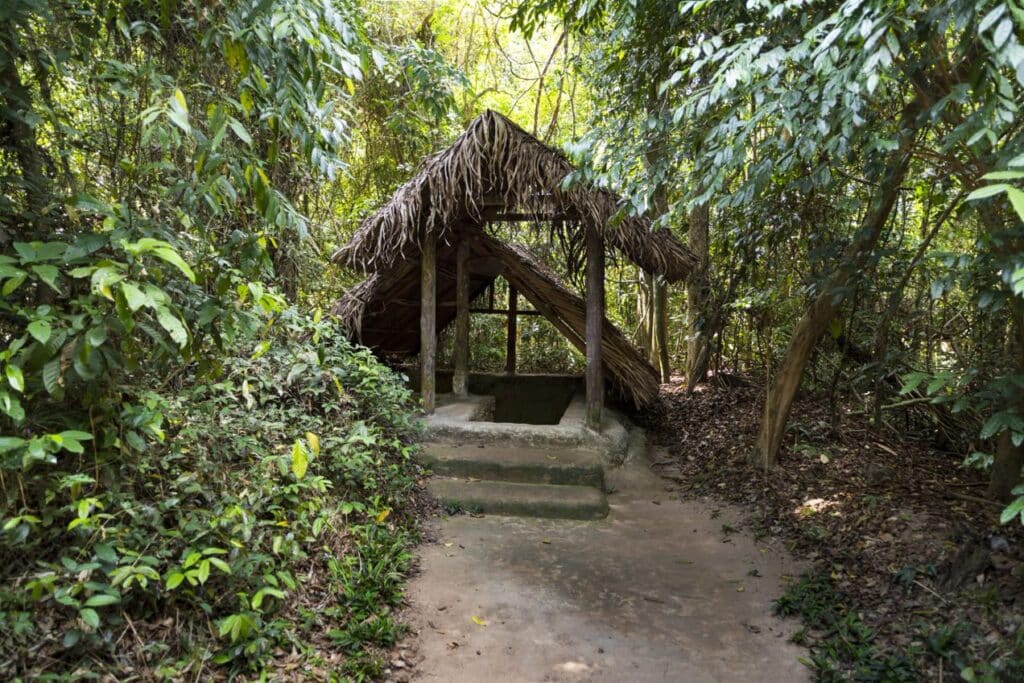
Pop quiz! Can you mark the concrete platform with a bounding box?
[424,392,629,463]
[427,478,609,520]
[420,443,605,489]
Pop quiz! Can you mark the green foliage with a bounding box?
[0,312,420,677]
[775,572,919,681]
[776,571,1024,682]
[0,0,431,677]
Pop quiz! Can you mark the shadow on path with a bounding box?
[400,449,809,682]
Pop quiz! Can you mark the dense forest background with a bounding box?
[2,0,1023,679]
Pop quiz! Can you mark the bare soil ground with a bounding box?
[642,378,1024,679]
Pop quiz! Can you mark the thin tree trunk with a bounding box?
[0,51,52,236]
[652,275,670,382]
[988,430,1024,502]
[752,101,921,469]
[636,268,652,357]
[686,201,710,389]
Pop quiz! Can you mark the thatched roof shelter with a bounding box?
[333,110,695,280]
[332,110,695,418]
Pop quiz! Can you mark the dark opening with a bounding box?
[489,381,575,424]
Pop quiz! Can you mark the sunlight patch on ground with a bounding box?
[555,661,593,674]
[795,497,841,518]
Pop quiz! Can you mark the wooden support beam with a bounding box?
[453,241,470,397]
[585,224,604,431]
[470,308,541,316]
[420,230,437,414]
[506,284,518,374]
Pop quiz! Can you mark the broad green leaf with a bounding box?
[155,305,188,348]
[59,431,93,441]
[84,593,120,607]
[291,440,308,479]
[31,265,60,292]
[1005,187,1024,222]
[981,414,1006,440]
[208,557,231,574]
[0,437,26,453]
[966,183,1012,200]
[981,170,1024,180]
[90,267,124,300]
[168,89,190,133]
[899,372,928,395]
[151,246,195,282]
[60,437,86,455]
[86,326,107,347]
[2,272,26,295]
[27,320,51,344]
[6,365,24,392]
[94,543,117,563]
[42,359,62,395]
[999,497,1024,525]
[228,117,253,145]
[79,607,100,628]
[120,282,148,312]
[197,559,210,584]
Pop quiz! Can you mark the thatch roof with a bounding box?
[331,110,696,408]
[332,231,661,407]
[332,110,695,281]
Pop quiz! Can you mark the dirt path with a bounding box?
[394,450,809,682]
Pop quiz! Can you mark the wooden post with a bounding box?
[505,283,518,374]
[420,230,437,414]
[453,241,470,396]
[585,224,604,431]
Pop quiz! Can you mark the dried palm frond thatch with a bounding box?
[332,110,694,281]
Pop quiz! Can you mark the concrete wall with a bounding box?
[406,371,584,425]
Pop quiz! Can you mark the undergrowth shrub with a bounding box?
[0,310,421,679]
[775,570,1024,682]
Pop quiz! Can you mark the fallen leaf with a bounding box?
[471,615,487,627]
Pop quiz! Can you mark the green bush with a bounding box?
[0,311,421,678]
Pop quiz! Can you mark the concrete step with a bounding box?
[427,478,609,520]
[420,443,605,489]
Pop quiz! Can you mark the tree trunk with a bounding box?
[652,275,670,382]
[988,430,1024,503]
[752,101,920,469]
[0,50,52,238]
[686,201,710,389]
[636,268,652,357]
